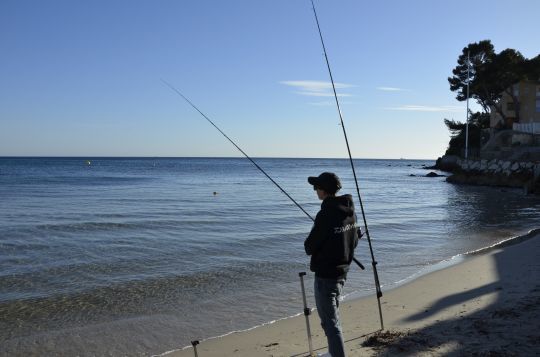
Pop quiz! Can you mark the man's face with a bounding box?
[315,187,327,200]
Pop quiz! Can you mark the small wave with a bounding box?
[31,218,222,233]
[36,221,138,232]
[154,311,305,357]
[93,213,129,219]
[464,227,540,255]
[0,259,304,305]
[12,175,152,187]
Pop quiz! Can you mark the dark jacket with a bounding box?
[304,194,359,279]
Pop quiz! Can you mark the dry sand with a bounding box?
[162,230,540,357]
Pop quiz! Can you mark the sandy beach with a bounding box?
[162,229,540,357]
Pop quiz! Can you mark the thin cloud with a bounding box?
[281,80,354,97]
[309,101,333,106]
[296,91,352,97]
[309,100,355,106]
[385,105,462,112]
[377,86,406,92]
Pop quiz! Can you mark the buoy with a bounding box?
[86,160,91,165]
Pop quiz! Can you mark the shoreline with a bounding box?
[161,228,540,356]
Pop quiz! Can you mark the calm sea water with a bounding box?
[1,157,539,356]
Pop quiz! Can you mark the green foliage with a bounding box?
[444,119,465,138]
[443,111,489,156]
[525,55,540,80]
[448,40,496,112]
[469,111,490,129]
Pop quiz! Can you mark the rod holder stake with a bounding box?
[191,340,200,357]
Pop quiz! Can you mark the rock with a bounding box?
[480,161,487,170]
[434,155,460,172]
[409,174,416,177]
[445,159,540,195]
[426,172,444,177]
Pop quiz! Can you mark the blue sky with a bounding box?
[1,0,539,159]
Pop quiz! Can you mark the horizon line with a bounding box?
[0,155,437,161]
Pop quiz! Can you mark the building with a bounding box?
[490,80,540,134]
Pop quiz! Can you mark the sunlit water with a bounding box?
[1,157,539,356]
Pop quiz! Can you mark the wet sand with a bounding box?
[162,229,540,356]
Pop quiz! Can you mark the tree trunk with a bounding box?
[481,85,507,126]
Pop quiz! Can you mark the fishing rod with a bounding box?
[310,0,384,330]
[161,78,365,270]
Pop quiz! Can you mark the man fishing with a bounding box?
[304,172,359,357]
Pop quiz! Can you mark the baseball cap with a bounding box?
[308,172,342,193]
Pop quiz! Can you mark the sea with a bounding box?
[1,157,539,356]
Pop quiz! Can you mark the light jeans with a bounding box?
[314,276,346,357]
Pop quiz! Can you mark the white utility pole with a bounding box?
[465,50,470,160]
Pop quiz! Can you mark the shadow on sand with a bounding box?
[361,231,540,356]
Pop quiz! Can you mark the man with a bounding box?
[304,172,359,357]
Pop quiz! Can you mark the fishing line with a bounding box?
[161,78,365,270]
[310,0,384,329]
